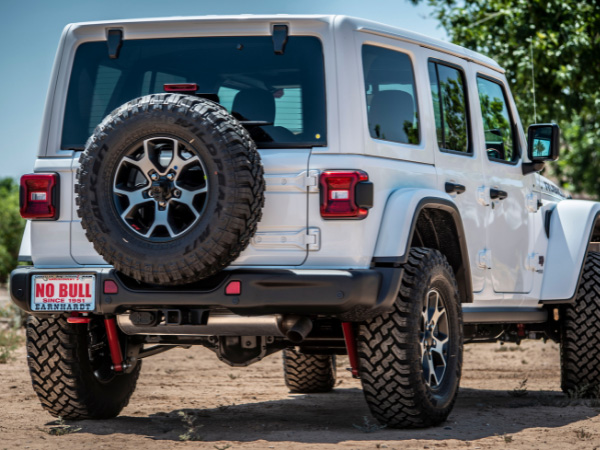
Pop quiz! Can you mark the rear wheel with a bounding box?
[560,251,600,396]
[283,349,336,393]
[26,315,140,419]
[358,247,463,428]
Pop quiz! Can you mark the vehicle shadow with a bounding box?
[63,386,600,444]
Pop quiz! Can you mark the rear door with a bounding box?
[423,49,488,292]
[65,34,327,266]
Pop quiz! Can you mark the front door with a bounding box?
[474,72,533,293]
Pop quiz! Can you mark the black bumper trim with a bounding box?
[10,266,402,321]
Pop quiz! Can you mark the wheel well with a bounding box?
[410,207,471,303]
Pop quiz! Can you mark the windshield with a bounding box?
[62,36,327,149]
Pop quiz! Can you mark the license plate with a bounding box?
[31,274,96,312]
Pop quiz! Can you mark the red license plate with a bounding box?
[31,274,95,312]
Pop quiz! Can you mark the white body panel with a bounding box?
[24,14,600,311]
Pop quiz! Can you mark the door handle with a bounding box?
[490,188,508,200]
[445,182,466,195]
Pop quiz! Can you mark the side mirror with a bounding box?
[527,123,560,162]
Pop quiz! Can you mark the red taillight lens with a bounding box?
[20,173,58,220]
[320,170,371,219]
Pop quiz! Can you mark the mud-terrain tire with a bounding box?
[283,349,336,393]
[26,315,140,419]
[357,247,463,428]
[76,94,264,286]
[560,251,600,396]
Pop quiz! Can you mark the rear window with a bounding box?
[62,36,327,149]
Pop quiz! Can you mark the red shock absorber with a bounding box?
[342,322,360,378]
[104,317,123,372]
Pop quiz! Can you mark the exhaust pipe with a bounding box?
[118,311,313,342]
[283,316,313,344]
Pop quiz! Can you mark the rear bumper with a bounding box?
[10,266,402,321]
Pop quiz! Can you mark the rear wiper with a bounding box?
[64,146,85,151]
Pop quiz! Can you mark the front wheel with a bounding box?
[26,315,141,419]
[560,251,600,396]
[358,247,463,428]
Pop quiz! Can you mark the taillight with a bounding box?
[163,83,198,93]
[320,170,373,219]
[20,173,59,220]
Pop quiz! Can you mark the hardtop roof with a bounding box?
[67,14,503,73]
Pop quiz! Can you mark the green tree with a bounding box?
[414,0,600,197]
[0,178,25,282]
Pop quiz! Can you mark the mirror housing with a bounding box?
[527,123,560,162]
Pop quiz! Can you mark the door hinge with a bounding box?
[477,186,490,206]
[478,249,492,269]
[251,228,321,251]
[264,170,319,193]
[526,193,541,213]
[525,252,544,272]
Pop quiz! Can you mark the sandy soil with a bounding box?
[1,336,600,450]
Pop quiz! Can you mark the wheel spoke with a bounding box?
[429,354,440,386]
[167,152,201,174]
[144,205,176,238]
[430,306,446,329]
[114,187,150,219]
[422,351,431,384]
[125,140,163,175]
[427,290,440,324]
[174,185,207,216]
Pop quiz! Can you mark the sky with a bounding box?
[0,0,446,180]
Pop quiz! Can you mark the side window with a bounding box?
[476,76,518,162]
[428,61,470,154]
[362,45,419,145]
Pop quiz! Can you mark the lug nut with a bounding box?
[150,173,159,181]
[167,173,175,181]
[174,189,181,197]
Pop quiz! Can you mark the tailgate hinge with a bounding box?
[252,227,321,251]
[264,170,319,193]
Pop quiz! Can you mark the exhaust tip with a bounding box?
[284,316,313,344]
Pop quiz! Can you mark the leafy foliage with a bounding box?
[414,0,600,197]
[0,178,25,282]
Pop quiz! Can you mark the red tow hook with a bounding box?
[342,322,360,378]
[66,312,91,324]
[104,317,124,372]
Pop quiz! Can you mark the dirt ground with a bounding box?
[2,334,600,449]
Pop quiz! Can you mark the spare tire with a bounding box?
[76,94,264,285]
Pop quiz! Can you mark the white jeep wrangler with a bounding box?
[11,15,600,428]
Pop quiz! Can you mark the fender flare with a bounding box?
[372,188,472,303]
[540,200,600,303]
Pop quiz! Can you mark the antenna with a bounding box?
[530,39,538,123]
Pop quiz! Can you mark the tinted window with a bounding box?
[362,45,419,145]
[63,36,327,149]
[428,61,469,154]
[476,76,517,162]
